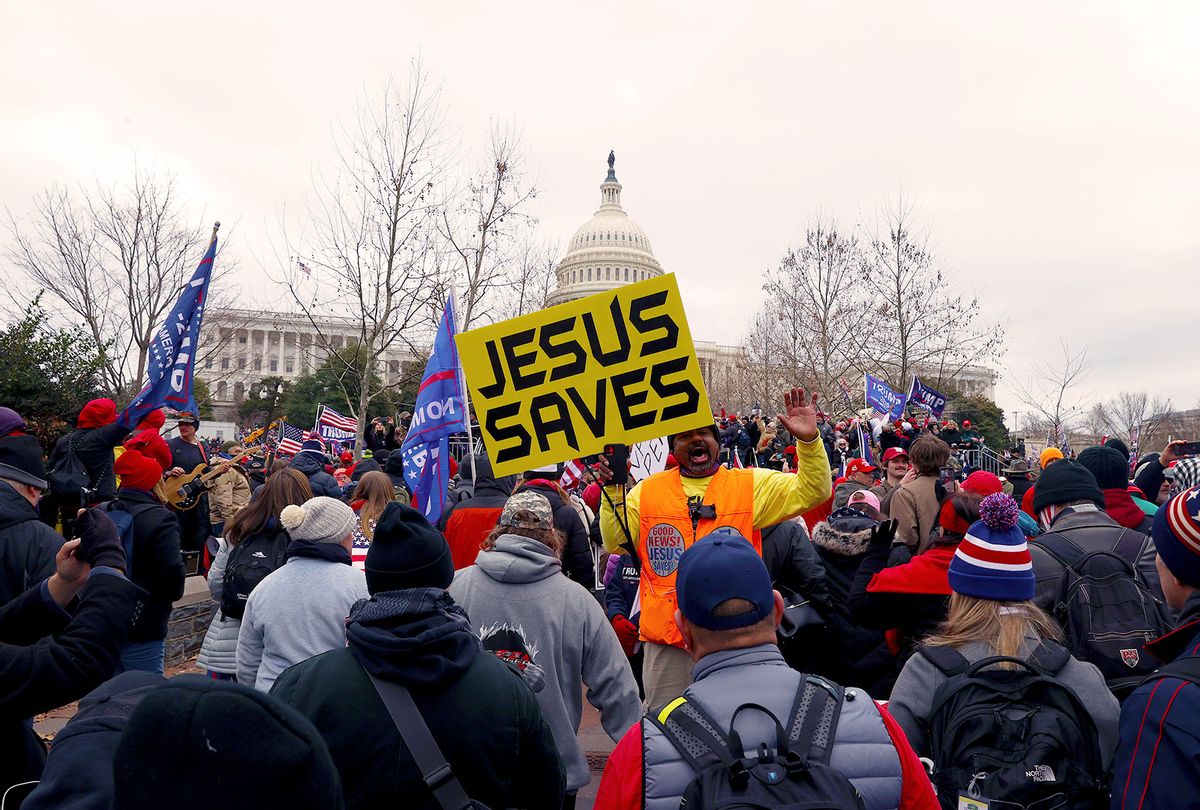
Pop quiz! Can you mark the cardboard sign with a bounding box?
[630,436,669,483]
[456,274,712,478]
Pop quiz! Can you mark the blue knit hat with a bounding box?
[949,493,1036,601]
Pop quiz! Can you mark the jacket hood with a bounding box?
[474,534,562,583]
[288,452,326,475]
[811,521,873,557]
[0,479,39,529]
[467,453,516,498]
[1146,589,1200,664]
[345,588,480,686]
[1102,487,1148,531]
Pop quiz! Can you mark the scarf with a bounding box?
[285,540,351,565]
[345,588,479,685]
[1102,487,1148,530]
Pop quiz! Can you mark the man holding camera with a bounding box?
[598,387,831,707]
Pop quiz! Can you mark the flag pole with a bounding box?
[449,286,475,461]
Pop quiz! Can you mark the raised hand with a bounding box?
[777,387,819,443]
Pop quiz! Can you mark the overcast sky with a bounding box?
[3,2,1198,427]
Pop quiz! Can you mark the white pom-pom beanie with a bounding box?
[279,496,355,544]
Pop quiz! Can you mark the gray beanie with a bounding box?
[279,496,355,544]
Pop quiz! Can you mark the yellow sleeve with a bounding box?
[600,480,642,553]
[751,438,833,529]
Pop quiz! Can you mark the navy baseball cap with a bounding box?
[677,529,775,631]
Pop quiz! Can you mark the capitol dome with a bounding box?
[544,153,664,307]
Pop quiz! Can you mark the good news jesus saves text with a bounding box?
[474,291,701,464]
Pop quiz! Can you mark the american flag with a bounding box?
[297,260,312,277]
[559,458,586,490]
[319,405,358,433]
[277,422,309,456]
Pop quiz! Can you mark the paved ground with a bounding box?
[36,666,620,807]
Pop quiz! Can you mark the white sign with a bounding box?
[631,436,669,483]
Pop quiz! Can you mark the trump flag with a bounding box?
[400,297,467,523]
[121,224,218,427]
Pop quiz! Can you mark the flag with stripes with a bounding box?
[319,406,358,432]
[858,423,874,465]
[559,458,586,490]
[277,422,308,456]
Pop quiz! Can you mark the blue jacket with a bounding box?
[1112,590,1200,810]
[288,452,341,498]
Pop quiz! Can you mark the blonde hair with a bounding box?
[925,592,1061,669]
[350,471,396,541]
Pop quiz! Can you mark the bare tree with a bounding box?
[763,218,867,409]
[1011,341,1092,441]
[497,237,559,320]
[279,65,449,453]
[439,123,539,328]
[5,168,229,397]
[860,198,1006,391]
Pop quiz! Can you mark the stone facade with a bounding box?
[164,576,217,669]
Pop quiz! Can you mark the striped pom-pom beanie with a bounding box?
[949,493,1035,601]
[1153,486,1200,587]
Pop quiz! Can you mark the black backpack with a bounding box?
[1035,529,1173,698]
[103,500,157,579]
[921,642,1107,810]
[650,675,865,810]
[46,432,90,498]
[221,528,289,620]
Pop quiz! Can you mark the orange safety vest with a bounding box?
[636,466,760,648]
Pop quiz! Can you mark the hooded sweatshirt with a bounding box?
[450,534,640,792]
[436,454,516,569]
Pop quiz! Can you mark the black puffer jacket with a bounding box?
[517,480,593,588]
[112,489,186,642]
[0,482,61,605]
[288,452,341,498]
[809,510,895,694]
[47,423,128,502]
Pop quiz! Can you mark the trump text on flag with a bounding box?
[455,274,711,478]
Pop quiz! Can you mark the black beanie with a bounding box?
[365,501,455,594]
[1032,459,1105,513]
[0,433,49,490]
[1103,437,1130,461]
[1077,445,1129,490]
[112,675,343,810]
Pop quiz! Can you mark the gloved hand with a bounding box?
[611,614,639,656]
[869,519,899,550]
[73,507,127,571]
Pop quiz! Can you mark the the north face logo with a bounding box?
[1121,648,1140,668]
[1026,764,1056,782]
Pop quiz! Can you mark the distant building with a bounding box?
[198,309,421,422]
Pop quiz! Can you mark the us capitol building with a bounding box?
[203,153,992,421]
[543,152,747,398]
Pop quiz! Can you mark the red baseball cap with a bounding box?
[846,458,878,476]
[881,447,909,463]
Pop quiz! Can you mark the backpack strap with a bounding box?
[1140,656,1200,689]
[364,670,474,810]
[918,644,971,677]
[1031,532,1085,574]
[1027,640,1071,675]
[1111,528,1146,567]
[648,697,739,775]
[783,675,843,765]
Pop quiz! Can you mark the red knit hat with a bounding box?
[124,429,172,475]
[78,398,118,429]
[135,409,166,432]
[962,471,1003,496]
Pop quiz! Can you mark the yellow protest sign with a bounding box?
[456,273,712,478]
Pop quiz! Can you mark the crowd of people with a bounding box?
[0,386,1198,809]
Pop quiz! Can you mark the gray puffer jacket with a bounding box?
[641,645,908,810]
[197,540,239,675]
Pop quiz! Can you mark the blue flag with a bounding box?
[907,375,948,417]
[401,297,467,524]
[864,373,906,422]
[858,423,874,465]
[121,227,217,427]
